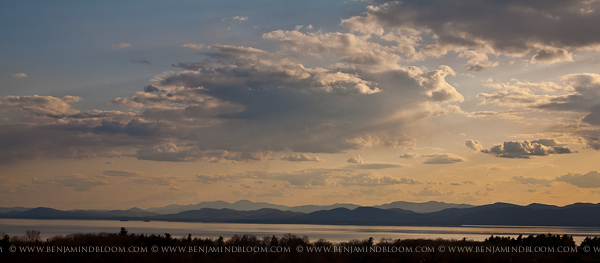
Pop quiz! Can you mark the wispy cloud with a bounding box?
[112,43,132,49]
[11,73,27,78]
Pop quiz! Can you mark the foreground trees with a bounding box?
[0,230,598,263]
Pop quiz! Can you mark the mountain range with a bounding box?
[2,201,600,227]
[145,200,473,214]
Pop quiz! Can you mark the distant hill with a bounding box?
[375,201,473,213]
[154,208,303,223]
[146,200,290,214]
[4,202,600,227]
[0,207,30,213]
[145,200,472,214]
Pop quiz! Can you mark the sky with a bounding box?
[2,0,600,210]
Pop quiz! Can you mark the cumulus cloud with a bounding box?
[136,142,271,163]
[458,50,498,71]
[11,73,27,78]
[1,33,464,162]
[422,153,466,164]
[263,29,409,70]
[347,155,364,164]
[538,74,600,122]
[531,48,573,64]
[465,139,484,151]
[481,139,574,158]
[280,153,323,162]
[477,89,554,107]
[342,0,600,58]
[0,95,82,117]
[556,171,600,188]
[476,74,600,150]
[232,16,248,21]
[112,43,132,49]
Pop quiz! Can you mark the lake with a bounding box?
[2,219,600,244]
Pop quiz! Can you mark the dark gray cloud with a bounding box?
[481,139,574,158]
[343,0,600,57]
[143,85,161,93]
[556,171,600,188]
[531,48,573,64]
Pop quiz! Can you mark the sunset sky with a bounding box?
[2,0,600,210]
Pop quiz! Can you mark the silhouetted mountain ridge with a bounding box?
[146,199,472,214]
[3,202,600,227]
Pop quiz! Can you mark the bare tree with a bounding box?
[25,229,40,242]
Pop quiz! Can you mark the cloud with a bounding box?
[0,95,82,117]
[481,139,575,158]
[465,139,484,151]
[196,174,244,184]
[280,153,323,162]
[477,74,600,151]
[11,73,27,78]
[196,168,420,188]
[112,43,132,49]
[413,186,453,196]
[399,153,419,159]
[458,50,498,71]
[531,48,573,64]
[129,59,151,65]
[512,176,553,187]
[1,38,464,162]
[338,173,422,186]
[477,89,554,107]
[33,174,109,191]
[538,74,600,122]
[422,153,466,164]
[347,155,364,164]
[342,0,600,58]
[102,170,141,177]
[556,171,600,188]
[263,29,409,70]
[222,16,249,22]
[348,163,403,170]
[136,142,271,163]
[232,16,248,21]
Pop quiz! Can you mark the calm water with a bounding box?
[2,219,600,244]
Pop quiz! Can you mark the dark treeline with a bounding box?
[1,229,600,263]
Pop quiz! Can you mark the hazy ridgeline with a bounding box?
[2,229,600,263]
